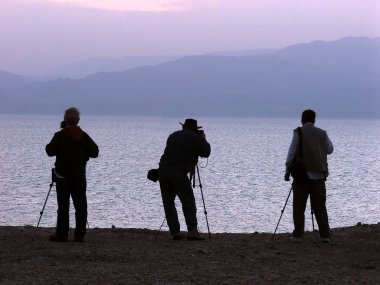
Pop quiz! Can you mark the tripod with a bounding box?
[272,185,317,240]
[311,208,315,232]
[272,186,292,240]
[37,170,55,228]
[37,169,90,229]
[194,165,212,241]
[155,217,166,238]
[155,166,212,240]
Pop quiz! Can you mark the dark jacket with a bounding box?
[159,129,211,173]
[46,126,99,179]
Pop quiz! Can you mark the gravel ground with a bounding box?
[0,223,379,284]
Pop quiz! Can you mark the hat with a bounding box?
[179,118,202,130]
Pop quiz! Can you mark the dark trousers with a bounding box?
[292,179,330,238]
[55,178,87,238]
[159,168,198,236]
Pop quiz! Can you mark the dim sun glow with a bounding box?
[44,0,186,12]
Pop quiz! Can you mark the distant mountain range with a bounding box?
[0,37,379,118]
[27,49,276,80]
[39,55,180,80]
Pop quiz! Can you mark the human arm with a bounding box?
[284,130,299,180]
[196,134,211,158]
[45,133,59,157]
[326,134,333,155]
[85,134,99,158]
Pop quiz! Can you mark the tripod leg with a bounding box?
[309,196,315,232]
[155,217,166,239]
[196,165,211,241]
[271,186,293,240]
[37,182,54,228]
[311,208,315,232]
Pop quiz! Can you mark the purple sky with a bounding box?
[1,0,379,74]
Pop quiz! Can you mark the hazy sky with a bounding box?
[1,0,379,74]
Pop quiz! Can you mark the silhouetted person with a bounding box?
[285,109,334,243]
[46,107,98,242]
[159,119,211,240]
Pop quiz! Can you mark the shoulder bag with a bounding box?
[289,127,308,181]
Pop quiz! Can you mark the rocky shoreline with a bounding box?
[0,223,379,284]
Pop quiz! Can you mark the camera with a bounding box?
[60,121,66,129]
[196,129,205,138]
[147,168,159,182]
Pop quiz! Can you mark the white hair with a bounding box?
[64,107,80,125]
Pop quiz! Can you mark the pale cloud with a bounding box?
[40,0,186,11]
[27,0,253,12]
[21,0,380,13]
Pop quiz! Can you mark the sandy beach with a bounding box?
[0,223,379,284]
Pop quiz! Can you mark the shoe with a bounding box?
[290,236,303,243]
[74,236,84,242]
[49,234,68,242]
[321,237,332,243]
[187,228,205,241]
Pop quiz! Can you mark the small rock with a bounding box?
[197,248,208,254]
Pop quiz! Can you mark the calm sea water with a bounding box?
[0,115,379,233]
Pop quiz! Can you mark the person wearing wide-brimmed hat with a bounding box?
[158,118,211,240]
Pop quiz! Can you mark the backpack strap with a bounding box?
[297,127,303,157]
